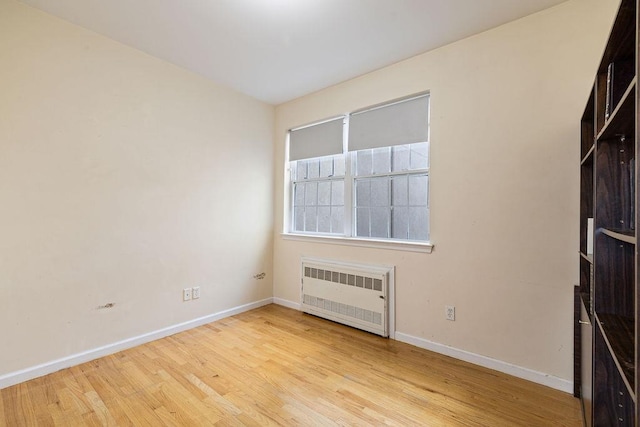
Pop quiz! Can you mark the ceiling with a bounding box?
[20,0,569,105]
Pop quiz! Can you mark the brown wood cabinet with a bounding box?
[576,0,639,425]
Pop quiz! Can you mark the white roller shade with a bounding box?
[349,95,429,151]
[289,117,344,161]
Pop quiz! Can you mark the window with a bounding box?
[353,142,428,240]
[291,153,345,234]
[288,94,430,243]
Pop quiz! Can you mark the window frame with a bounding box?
[284,94,432,253]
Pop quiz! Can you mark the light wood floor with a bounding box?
[1,304,582,426]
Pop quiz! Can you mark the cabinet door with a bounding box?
[581,301,593,427]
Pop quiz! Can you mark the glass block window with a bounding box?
[353,142,429,240]
[291,154,345,234]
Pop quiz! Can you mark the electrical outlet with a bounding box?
[445,305,455,321]
[183,288,192,301]
[192,286,200,299]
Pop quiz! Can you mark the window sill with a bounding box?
[281,233,433,253]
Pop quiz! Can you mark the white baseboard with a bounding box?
[273,297,301,310]
[0,298,273,390]
[269,299,572,393]
[394,332,572,393]
[1,297,571,394]
[275,299,574,393]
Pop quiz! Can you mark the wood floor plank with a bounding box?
[3,382,43,426]
[0,304,582,426]
[0,388,4,424]
[222,391,291,426]
[25,382,56,426]
[185,373,242,417]
[85,390,118,427]
[106,393,162,426]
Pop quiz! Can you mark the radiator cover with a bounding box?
[301,258,389,337]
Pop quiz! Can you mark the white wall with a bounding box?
[273,0,619,389]
[0,0,274,379]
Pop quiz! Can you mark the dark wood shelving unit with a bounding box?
[575,0,638,425]
[598,313,636,393]
[580,252,594,264]
[597,79,636,141]
[601,228,637,244]
[582,144,596,166]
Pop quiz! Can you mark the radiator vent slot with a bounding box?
[303,267,383,291]
[303,294,383,325]
[301,258,390,337]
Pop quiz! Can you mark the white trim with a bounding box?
[290,115,346,132]
[387,267,396,340]
[273,297,301,310]
[0,298,273,390]
[394,332,573,394]
[282,233,433,253]
[351,91,430,115]
[2,296,569,395]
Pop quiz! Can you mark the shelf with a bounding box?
[580,292,592,320]
[580,144,595,165]
[579,0,637,422]
[580,292,591,306]
[581,88,595,159]
[597,0,636,74]
[597,77,636,141]
[596,313,636,400]
[580,251,594,264]
[600,228,636,244]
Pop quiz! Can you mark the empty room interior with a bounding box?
[1,0,637,425]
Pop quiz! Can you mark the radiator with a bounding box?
[301,258,390,337]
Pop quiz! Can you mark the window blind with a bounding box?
[348,95,429,151]
[289,117,344,161]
